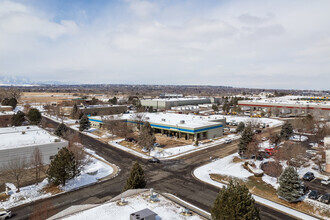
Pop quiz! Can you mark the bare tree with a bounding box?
[132,113,146,130]
[103,116,119,142]
[116,121,133,139]
[246,118,260,129]
[3,157,27,192]
[67,133,90,170]
[245,137,260,159]
[277,142,306,166]
[30,147,43,185]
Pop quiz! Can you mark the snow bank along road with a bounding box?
[11,117,297,220]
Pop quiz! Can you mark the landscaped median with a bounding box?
[193,153,329,220]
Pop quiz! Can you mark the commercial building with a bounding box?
[61,105,127,117]
[47,189,206,220]
[238,97,330,117]
[0,126,68,168]
[0,111,14,127]
[89,112,225,140]
[141,97,219,110]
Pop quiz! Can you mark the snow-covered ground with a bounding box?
[0,149,114,209]
[193,153,328,220]
[62,192,204,220]
[43,113,77,124]
[70,125,101,139]
[109,134,240,160]
[193,155,321,220]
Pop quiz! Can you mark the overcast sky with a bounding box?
[0,0,329,89]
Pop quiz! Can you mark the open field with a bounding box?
[20,92,78,104]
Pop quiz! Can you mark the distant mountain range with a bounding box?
[0,76,72,86]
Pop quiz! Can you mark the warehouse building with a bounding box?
[89,112,225,140]
[141,97,219,110]
[0,126,68,168]
[61,104,127,116]
[238,99,330,117]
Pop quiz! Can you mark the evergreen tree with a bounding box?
[138,122,155,151]
[109,97,118,105]
[55,123,68,137]
[123,162,146,191]
[47,148,80,186]
[280,121,293,140]
[237,122,245,133]
[211,181,260,220]
[71,104,82,119]
[1,98,9,106]
[27,108,42,125]
[277,166,303,202]
[12,111,25,126]
[212,104,219,112]
[8,98,17,109]
[238,126,254,156]
[79,115,90,131]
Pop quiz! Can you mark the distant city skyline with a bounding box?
[0,0,329,90]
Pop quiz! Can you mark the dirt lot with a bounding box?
[20,92,77,104]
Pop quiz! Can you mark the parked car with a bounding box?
[224,139,232,144]
[264,148,278,156]
[308,190,319,200]
[301,185,309,195]
[125,137,136,142]
[153,143,160,147]
[261,137,267,141]
[254,129,262,134]
[148,158,160,163]
[303,172,315,181]
[251,154,263,161]
[321,177,330,185]
[320,193,330,204]
[0,208,11,220]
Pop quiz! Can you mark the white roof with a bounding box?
[142,97,209,102]
[0,126,62,150]
[59,191,203,220]
[94,113,224,129]
[79,104,124,109]
[0,111,14,116]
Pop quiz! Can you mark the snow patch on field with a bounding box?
[0,150,114,209]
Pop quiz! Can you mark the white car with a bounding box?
[225,139,232,144]
[0,208,11,220]
[321,177,330,185]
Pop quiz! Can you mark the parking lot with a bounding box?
[303,178,330,195]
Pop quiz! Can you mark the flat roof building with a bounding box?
[89,112,225,140]
[0,126,68,168]
[141,97,213,110]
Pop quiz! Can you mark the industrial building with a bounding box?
[61,104,127,116]
[0,126,68,168]
[47,189,206,220]
[238,98,330,117]
[141,97,219,110]
[89,112,225,140]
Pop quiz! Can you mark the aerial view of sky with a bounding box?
[0,0,329,89]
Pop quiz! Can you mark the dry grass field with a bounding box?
[20,92,78,104]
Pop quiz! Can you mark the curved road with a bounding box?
[11,118,300,220]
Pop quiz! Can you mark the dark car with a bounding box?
[125,137,136,142]
[254,129,262,134]
[320,193,330,204]
[303,172,315,181]
[308,190,319,200]
[148,158,160,163]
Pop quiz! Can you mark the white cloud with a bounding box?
[0,0,329,89]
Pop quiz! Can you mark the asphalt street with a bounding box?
[10,118,306,220]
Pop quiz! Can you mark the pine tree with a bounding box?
[55,123,68,137]
[123,162,146,191]
[27,108,42,125]
[237,122,245,133]
[8,98,17,109]
[238,125,254,156]
[79,115,90,131]
[12,111,25,126]
[47,148,80,186]
[211,181,260,220]
[109,97,117,105]
[280,121,293,140]
[277,166,303,202]
[71,104,82,119]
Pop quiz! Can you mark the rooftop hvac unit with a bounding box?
[180,120,185,124]
[149,188,159,203]
[21,131,26,135]
[161,118,166,122]
[145,117,150,120]
[54,139,61,142]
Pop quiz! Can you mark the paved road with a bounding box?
[11,118,300,220]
